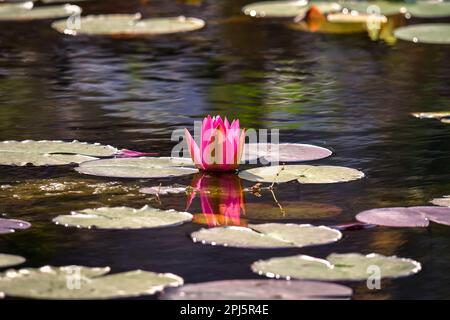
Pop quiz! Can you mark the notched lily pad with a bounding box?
[76,157,198,178]
[0,140,118,166]
[356,206,450,227]
[394,24,450,44]
[161,279,352,300]
[0,254,25,268]
[243,143,332,163]
[0,218,31,234]
[52,14,205,37]
[0,3,81,21]
[0,265,183,299]
[53,205,193,229]
[252,253,421,281]
[239,165,364,184]
[191,223,341,249]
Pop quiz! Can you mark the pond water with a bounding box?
[0,0,450,299]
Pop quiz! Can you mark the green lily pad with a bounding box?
[238,165,364,184]
[0,3,81,21]
[0,140,118,156]
[76,157,198,178]
[242,1,340,18]
[339,1,407,16]
[394,23,450,44]
[53,205,193,229]
[161,279,352,300]
[0,140,118,166]
[0,266,183,299]
[52,14,205,37]
[431,196,450,207]
[245,201,342,220]
[0,254,25,268]
[243,143,332,163]
[191,223,341,249]
[252,253,421,281]
[405,1,450,18]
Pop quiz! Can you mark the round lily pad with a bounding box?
[405,1,450,18]
[0,218,31,234]
[0,266,183,299]
[252,253,421,281]
[0,3,81,21]
[244,201,342,220]
[340,1,407,16]
[0,254,25,268]
[242,1,340,18]
[0,140,118,166]
[243,143,332,163]
[356,206,450,227]
[394,24,450,44]
[52,14,205,37]
[238,165,364,184]
[431,196,450,207]
[76,157,198,178]
[191,223,341,249]
[161,279,352,300]
[53,205,193,229]
[356,207,430,227]
[0,140,118,157]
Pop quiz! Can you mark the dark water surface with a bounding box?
[1,0,450,299]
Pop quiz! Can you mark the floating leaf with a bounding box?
[140,186,187,195]
[0,218,31,234]
[356,206,450,227]
[161,279,352,300]
[0,140,118,157]
[394,24,450,44]
[76,157,198,178]
[191,223,341,249]
[252,253,421,281]
[411,111,450,119]
[0,254,25,268]
[339,1,407,16]
[242,1,340,18]
[0,266,183,299]
[52,14,205,37]
[0,152,97,166]
[0,3,81,21]
[0,140,118,166]
[442,118,450,124]
[244,201,342,220]
[239,165,364,184]
[431,196,450,207]
[327,12,387,24]
[405,1,450,18]
[243,143,332,163]
[53,205,193,229]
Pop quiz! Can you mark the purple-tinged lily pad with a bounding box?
[0,218,31,234]
[356,207,429,227]
[356,206,450,228]
[243,143,332,163]
[332,222,376,231]
[161,279,352,300]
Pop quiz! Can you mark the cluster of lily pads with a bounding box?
[0,0,206,37]
[2,138,448,299]
[242,0,450,44]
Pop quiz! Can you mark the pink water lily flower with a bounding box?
[184,115,246,172]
